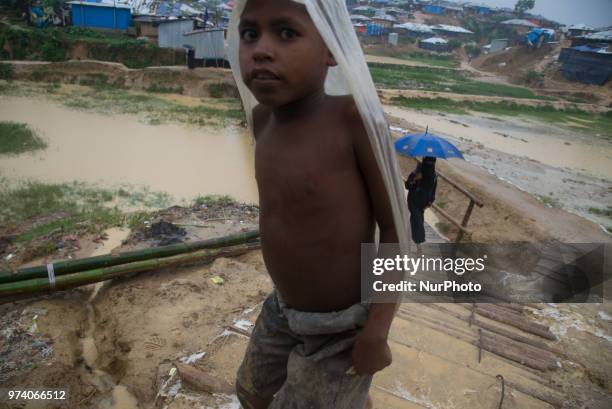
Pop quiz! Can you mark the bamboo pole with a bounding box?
[474,305,557,341]
[0,243,259,300]
[0,230,260,284]
[431,203,473,235]
[175,363,234,395]
[429,304,567,359]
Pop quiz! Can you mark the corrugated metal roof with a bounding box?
[433,24,473,34]
[502,19,539,28]
[421,37,448,44]
[568,23,595,31]
[582,30,612,41]
[394,22,434,33]
[372,14,397,22]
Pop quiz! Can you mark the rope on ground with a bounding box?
[496,374,505,409]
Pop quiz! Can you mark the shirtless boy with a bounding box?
[234,1,400,408]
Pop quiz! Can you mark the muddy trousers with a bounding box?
[236,291,372,409]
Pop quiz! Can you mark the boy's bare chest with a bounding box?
[254,126,357,203]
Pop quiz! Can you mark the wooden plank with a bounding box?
[431,203,473,235]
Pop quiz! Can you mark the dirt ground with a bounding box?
[471,41,612,106]
[6,60,238,98]
[1,206,610,409]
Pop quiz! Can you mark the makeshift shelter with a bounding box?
[464,4,492,16]
[558,45,612,85]
[486,38,508,53]
[567,23,596,39]
[394,22,434,39]
[158,19,195,48]
[69,1,132,30]
[432,24,473,37]
[419,36,449,52]
[423,5,443,15]
[133,15,164,40]
[371,14,396,29]
[526,28,554,48]
[572,30,612,47]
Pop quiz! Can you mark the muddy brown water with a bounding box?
[0,97,258,204]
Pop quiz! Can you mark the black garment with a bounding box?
[408,201,426,244]
[406,157,437,244]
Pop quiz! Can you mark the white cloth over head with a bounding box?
[228,0,411,256]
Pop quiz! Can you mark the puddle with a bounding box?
[385,105,612,180]
[0,97,258,204]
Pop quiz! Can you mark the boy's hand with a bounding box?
[350,330,392,375]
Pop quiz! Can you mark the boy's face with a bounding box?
[238,0,336,107]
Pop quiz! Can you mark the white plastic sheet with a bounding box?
[228,0,411,255]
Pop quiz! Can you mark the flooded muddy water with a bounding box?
[0,97,258,204]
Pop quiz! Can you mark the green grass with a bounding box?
[1,24,182,68]
[436,221,452,235]
[536,194,561,209]
[208,82,238,98]
[146,84,184,94]
[588,207,612,218]
[368,62,552,100]
[0,180,173,244]
[193,194,236,207]
[0,121,47,155]
[391,96,612,138]
[64,88,244,126]
[0,63,13,80]
[394,52,459,68]
[0,80,244,128]
[0,181,120,242]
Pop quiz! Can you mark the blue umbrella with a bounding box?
[394,126,464,159]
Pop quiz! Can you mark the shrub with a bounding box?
[0,62,13,80]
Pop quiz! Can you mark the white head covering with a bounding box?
[228,0,411,255]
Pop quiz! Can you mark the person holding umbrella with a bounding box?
[394,126,464,248]
[405,157,437,250]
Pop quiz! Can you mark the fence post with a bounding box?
[455,199,475,242]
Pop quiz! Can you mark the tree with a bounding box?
[514,0,535,17]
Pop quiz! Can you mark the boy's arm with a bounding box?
[347,101,401,375]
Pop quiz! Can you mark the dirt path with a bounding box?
[380,89,608,112]
[365,54,442,68]
[442,158,611,243]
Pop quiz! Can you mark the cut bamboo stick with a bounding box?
[430,304,565,358]
[397,309,556,372]
[0,229,260,284]
[474,305,556,340]
[175,363,234,394]
[0,243,259,299]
